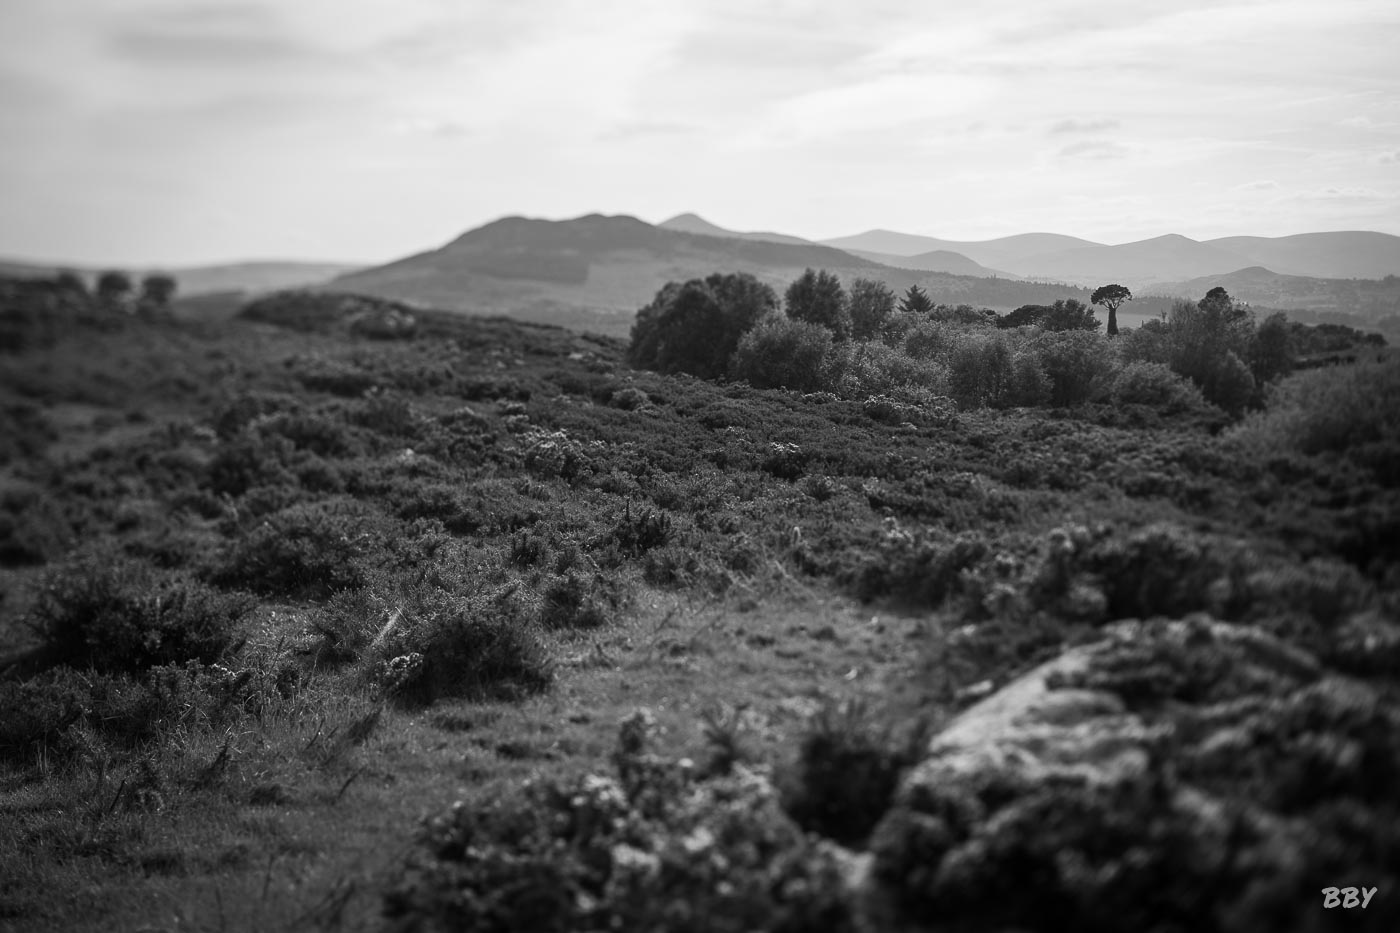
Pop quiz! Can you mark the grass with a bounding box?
[0,282,1396,930]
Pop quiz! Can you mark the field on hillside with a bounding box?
[2,279,1399,932]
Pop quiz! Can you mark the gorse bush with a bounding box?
[30,552,253,674]
[211,497,386,597]
[780,699,925,846]
[1229,356,1400,471]
[356,581,554,703]
[387,711,857,933]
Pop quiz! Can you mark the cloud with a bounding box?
[105,3,319,67]
[1236,179,1280,191]
[108,29,313,65]
[1378,151,1400,165]
[1049,118,1121,135]
[1287,186,1391,202]
[1057,140,1130,160]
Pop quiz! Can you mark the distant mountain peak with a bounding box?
[657,213,812,246]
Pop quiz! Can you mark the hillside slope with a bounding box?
[847,248,1019,279]
[658,212,813,245]
[1206,231,1400,280]
[330,214,1122,336]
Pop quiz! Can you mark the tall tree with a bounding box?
[1042,298,1101,332]
[847,278,896,341]
[897,284,935,316]
[1091,284,1132,337]
[628,272,777,379]
[140,274,178,308]
[785,268,850,340]
[96,270,132,308]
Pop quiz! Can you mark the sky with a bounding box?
[1,0,1398,267]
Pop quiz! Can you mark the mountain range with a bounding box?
[6,214,1397,338]
[328,214,1173,336]
[817,228,1400,286]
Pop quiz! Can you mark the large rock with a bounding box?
[866,616,1400,932]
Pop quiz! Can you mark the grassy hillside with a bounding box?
[330,215,1173,337]
[1,279,1397,931]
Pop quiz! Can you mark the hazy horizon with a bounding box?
[3,0,1398,267]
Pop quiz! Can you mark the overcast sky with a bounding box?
[2,0,1398,266]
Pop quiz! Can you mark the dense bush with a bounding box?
[1229,356,1400,469]
[386,711,856,933]
[367,582,554,703]
[785,268,851,340]
[29,552,253,674]
[830,341,946,400]
[628,273,776,379]
[948,334,1013,409]
[730,313,834,393]
[780,699,924,846]
[210,498,387,598]
[1031,330,1114,406]
[847,278,896,341]
[1109,361,1213,415]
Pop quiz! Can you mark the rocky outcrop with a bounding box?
[867,616,1400,932]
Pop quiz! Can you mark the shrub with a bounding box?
[522,428,593,481]
[365,582,553,703]
[386,712,857,933]
[628,273,776,379]
[1109,361,1212,415]
[761,442,808,480]
[857,531,990,607]
[609,386,651,411]
[211,498,386,598]
[729,313,834,393]
[948,334,1014,409]
[540,572,619,630]
[1030,330,1115,407]
[1005,351,1050,407]
[780,699,924,846]
[901,318,955,361]
[1229,356,1400,463]
[29,553,253,674]
[831,341,945,399]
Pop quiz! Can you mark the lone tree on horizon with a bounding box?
[898,284,935,316]
[1091,283,1132,336]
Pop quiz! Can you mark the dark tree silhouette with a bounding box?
[848,278,896,341]
[1091,284,1133,336]
[141,274,178,308]
[785,268,850,339]
[897,284,935,316]
[96,270,133,307]
[628,272,777,378]
[1043,298,1101,332]
[55,270,88,295]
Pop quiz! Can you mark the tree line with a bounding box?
[627,269,1375,416]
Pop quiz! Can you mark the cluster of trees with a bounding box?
[90,270,178,314]
[629,269,1367,417]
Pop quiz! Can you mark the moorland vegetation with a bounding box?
[0,268,1397,931]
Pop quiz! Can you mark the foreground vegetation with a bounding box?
[1,274,1397,931]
